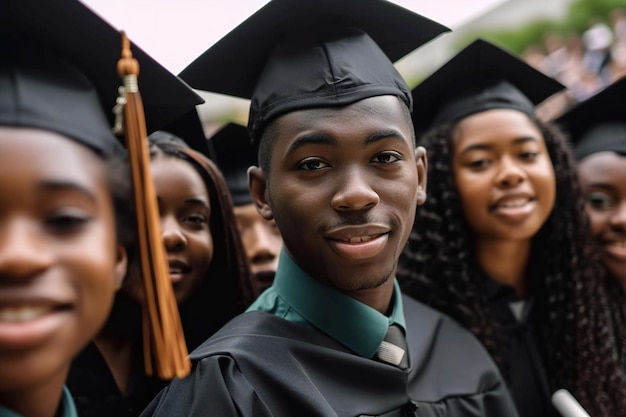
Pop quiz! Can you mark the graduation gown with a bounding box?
[142,295,518,417]
[67,342,166,417]
[485,278,556,417]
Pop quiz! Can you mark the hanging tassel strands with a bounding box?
[115,31,191,379]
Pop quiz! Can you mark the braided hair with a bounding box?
[398,117,626,417]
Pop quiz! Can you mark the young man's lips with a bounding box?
[328,233,389,260]
[0,302,70,351]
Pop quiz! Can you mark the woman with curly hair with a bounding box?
[557,77,626,369]
[398,39,626,417]
[67,132,253,417]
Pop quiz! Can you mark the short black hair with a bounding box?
[257,95,415,177]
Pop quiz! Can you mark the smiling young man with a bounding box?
[142,1,518,416]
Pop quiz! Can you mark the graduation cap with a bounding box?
[209,123,257,206]
[0,0,204,141]
[0,0,200,379]
[556,76,626,160]
[153,110,209,154]
[179,0,450,142]
[411,39,566,135]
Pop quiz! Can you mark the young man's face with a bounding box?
[250,95,426,292]
[0,128,124,403]
[233,203,281,295]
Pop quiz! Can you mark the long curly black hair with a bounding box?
[397,117,626,417]
[606,277,626,364]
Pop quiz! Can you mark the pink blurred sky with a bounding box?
[80,0,505,74]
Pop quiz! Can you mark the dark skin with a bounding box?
[578,152,626,290]
[452,110,556,296]
[97,154,214,393]
[249,95,426,314]
[0,128,126,417]
[233,203,281,293]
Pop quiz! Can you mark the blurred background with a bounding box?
[81,0,626,134]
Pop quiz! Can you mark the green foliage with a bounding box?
[464,0,626,54]
[567,0,626,31]
[466,20,561,54]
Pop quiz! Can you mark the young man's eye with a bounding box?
[372,152,402,164]
[586,193,614,210]
[298,159,329,171]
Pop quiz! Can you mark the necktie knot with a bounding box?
[375,324,408,369]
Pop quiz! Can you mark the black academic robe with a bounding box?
[67,342,166,417]
[142,295,519,417]
[486,280,556,417]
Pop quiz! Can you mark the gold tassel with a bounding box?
[116,31,191,379]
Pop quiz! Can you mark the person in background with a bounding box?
[0,0,201,415]
[142,1,519,416]
[398,39,626,417]
[67,132,253,417]
[209,123,282,297]
[556,76,626,369]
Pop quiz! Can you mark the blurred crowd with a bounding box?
[525,7,626,119]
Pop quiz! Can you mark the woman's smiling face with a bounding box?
[452,109,556,242]
[151,156,213,304]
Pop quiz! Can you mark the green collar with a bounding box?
[273,250,405,358]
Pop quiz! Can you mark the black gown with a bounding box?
[142,295,519,417]
[67,342,166,417]
[485,278,557,417]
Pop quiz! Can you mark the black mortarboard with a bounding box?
[0,0,203,155]
[208,123,257,206]
[1,0,201,378]
[556,76,626,160]
[411,39,565,135]
[154,110,209,155]
[179,0,449,142]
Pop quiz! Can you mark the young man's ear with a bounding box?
[114,245,128,290]
[248,166,274,220]
[414,146,428,206]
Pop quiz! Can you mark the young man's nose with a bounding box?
[331,170,380,211]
